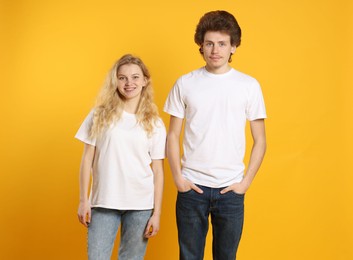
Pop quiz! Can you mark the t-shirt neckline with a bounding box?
[202,66,233,78]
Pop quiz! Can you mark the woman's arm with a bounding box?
[145,159,164,238]
[77,143,95,227]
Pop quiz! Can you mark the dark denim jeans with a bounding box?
[176,184,244,260]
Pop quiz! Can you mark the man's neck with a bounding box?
[205,64,232,74]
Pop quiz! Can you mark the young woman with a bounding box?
[76,54,166,259]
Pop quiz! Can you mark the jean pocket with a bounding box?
[231,191,245,198]
[178,189,194,194]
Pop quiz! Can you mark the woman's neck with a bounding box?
[123,99,140,114]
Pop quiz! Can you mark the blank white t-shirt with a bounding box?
[75,110,166,210]
[164,67,267,188]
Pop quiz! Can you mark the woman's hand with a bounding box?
[144,213,160,238]
[77,201,91,227]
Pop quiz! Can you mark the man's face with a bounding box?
[201,31,236,74]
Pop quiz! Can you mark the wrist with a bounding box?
[240,178,251,190]
[79,199,89,204]
[174,174,185,184]
[152,209,161,216]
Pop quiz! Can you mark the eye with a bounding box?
[118,76,126,81]
[219,42,226,47]
[205,42,213,47]
[132,75,140,80]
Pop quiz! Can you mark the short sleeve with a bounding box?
[75,110,96,146]
[246,80,267,121]
[163,79,185,119]
[149,119,167,159]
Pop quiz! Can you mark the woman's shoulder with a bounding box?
[154,117,166,128]
[151,117,166,137]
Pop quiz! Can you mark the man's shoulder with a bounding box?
[177,67,204,82]
[230,68,259,84]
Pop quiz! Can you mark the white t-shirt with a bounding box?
[164,67,267,188]
[75,110,166,210]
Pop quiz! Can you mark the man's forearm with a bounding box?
[166,132,183,184]
[243,138,266,188]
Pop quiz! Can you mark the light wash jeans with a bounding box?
[88,207,152,260]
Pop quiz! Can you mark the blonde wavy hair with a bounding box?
[89,54,159,138]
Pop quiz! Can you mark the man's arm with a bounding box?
[221,119,266,194]
[166,115,203,193]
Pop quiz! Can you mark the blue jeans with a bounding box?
[88,207,152,260]
[176,185,244,260]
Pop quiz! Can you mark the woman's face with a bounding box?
[116,64,147,102]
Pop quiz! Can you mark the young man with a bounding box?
[164,10,267,260]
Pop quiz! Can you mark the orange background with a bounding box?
[1,0,352,259]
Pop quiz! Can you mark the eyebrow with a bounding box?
[117,73,141,76]
[204,40,227,43]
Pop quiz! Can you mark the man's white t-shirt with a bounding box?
[164,67,267,188]
[75,110,166,210]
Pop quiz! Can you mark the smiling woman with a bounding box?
[75,54,166,259]
[116,64,148,111]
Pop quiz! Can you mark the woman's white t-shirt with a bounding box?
[75,110,166,210]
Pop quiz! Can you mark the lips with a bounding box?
[124,87,136,93]
[210,56,222,61]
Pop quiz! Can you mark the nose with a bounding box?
[125,78,131,85]
[212,45,219,53]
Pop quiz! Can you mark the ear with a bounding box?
[231,46,236,54]
[143,77,148,87]
[199,44,204,54]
